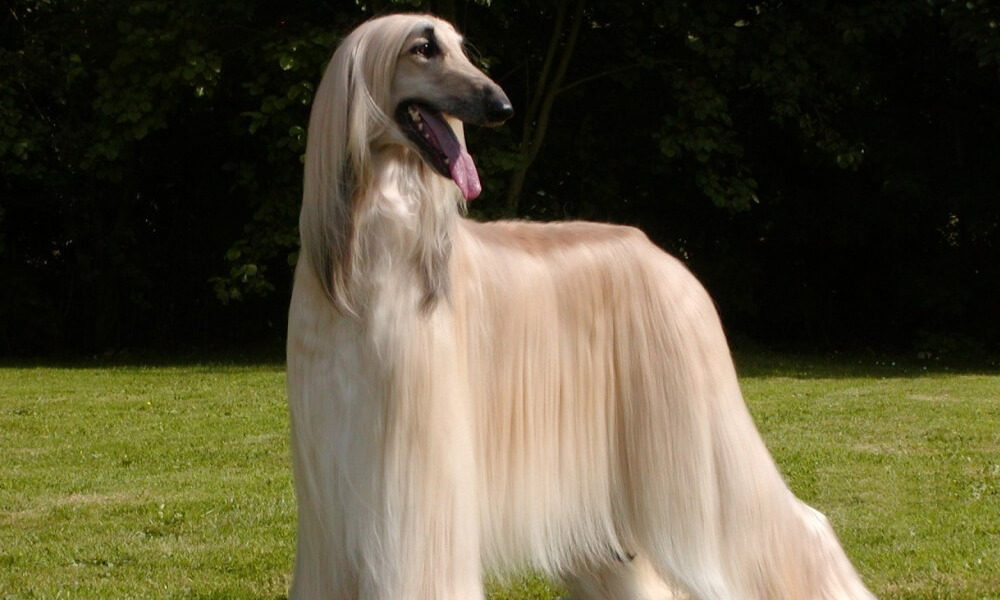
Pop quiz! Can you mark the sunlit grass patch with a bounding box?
[1,356,997,598]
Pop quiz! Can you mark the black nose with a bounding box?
[488,97,514,123]
[484,87,514,124]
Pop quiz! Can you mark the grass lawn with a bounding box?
[1,355,997,599]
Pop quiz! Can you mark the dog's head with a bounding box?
[326,14,512,201]
[388,17,513,200]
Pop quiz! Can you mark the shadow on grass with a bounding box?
[0,344,286,370]
[3,342,998,378]
[733,347,1000,379]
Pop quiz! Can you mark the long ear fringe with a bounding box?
[299,20,405,315]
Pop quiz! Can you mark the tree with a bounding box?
[0,0,360,352]
[2,0,999,355]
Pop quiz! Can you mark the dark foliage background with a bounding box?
[2,0,998,357]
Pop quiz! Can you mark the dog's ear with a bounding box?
[300,36,374,316]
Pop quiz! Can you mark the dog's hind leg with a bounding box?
[564,554,687,600]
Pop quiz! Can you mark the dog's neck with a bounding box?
[357,146,462,310]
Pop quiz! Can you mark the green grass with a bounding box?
[1,356,997,599]
[0,364,293,599]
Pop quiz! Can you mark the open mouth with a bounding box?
[396,102,482,201]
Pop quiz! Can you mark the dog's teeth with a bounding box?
[408,106,421,122]
[444,157,450,165]
[417,122,425,131]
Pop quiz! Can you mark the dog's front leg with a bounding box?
[288,281,483,600]
[357,309,484,600]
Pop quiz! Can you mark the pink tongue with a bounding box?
[415,106,482,200]
[449,147,481,201]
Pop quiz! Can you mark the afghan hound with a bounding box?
[286,13,876,600]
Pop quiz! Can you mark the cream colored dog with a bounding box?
[286,13,876,600]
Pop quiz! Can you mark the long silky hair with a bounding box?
[286,13,877,600]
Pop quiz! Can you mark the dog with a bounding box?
[286,13,877,600]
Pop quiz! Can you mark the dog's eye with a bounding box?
[411,40,440,59]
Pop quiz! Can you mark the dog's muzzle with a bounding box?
[396,83,513,201]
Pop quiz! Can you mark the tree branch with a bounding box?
[505,0,585,213]
[521,0,568,145]
[557,58,684,95]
